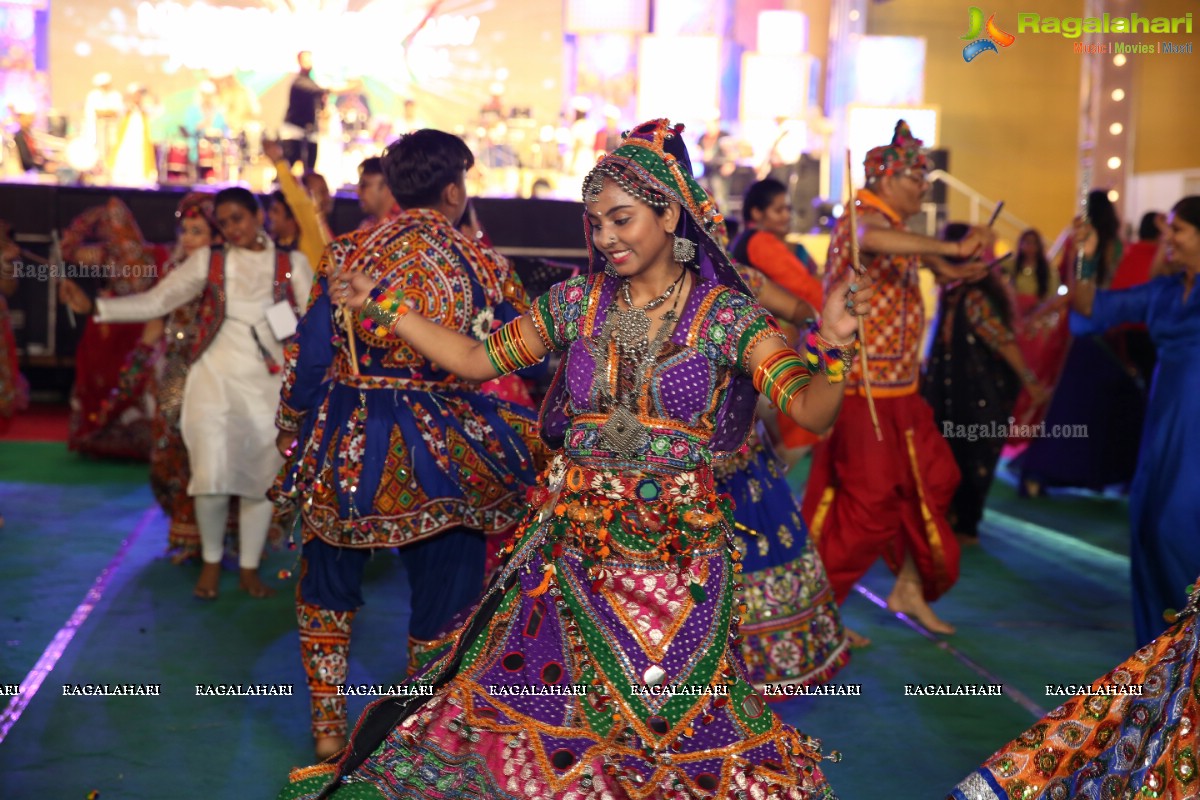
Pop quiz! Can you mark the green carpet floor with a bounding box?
[0,444,1135,799]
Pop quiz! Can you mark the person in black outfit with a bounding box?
[924,223,1049,542]
[282,51,326,172]
[12,107,49,173]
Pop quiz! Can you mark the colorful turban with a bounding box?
[863,120,929,179]
[175,192,217,232]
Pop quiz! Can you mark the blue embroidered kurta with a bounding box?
[274,208,541,549]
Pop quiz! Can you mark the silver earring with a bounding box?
[673,234,697,264]
[604,261,619,278]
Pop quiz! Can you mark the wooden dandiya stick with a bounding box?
[340,296,361,376]
[314,216,360,376]
[845,150,883,443]
[986,200,1004,229]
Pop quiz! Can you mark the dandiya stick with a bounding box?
[340,295,361,376]
[986,200,1004,229]
[845,150,883,443]
[313,209,360,376]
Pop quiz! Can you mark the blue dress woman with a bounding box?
[719,266,850,688]
[1067,195,1200,647]
[949,197,1200,800]
[713,424,850,692]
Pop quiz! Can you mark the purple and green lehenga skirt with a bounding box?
[280,457,840,799]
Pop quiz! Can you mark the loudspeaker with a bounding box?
[472,198,588,253]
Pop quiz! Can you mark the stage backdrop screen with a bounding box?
[48,0,564,143]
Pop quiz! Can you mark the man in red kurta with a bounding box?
[801,121,991,637]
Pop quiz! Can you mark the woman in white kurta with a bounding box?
[62,188,313,598]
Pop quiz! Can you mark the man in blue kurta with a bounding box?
[274,130,541,759]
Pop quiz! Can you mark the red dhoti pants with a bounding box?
[802,392,961,604]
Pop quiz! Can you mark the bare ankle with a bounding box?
[314,734,347,760]
[238,569,276,598]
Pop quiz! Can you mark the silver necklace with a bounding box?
[610,267,685,358]
[595,269,688,456]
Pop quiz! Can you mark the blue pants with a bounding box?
[296,527,487,737]
[299,527,486,640]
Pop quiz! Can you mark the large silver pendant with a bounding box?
[600,405,651,456]
[611,308,651,356]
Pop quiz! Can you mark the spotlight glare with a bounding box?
[1107,156,1122,169]
[1111,88,1125,101]
[1109,122,1123,135]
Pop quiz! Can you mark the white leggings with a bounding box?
[193,494,273,569]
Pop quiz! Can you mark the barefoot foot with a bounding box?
[238,568,276,598]
[886,582,956,635]
[193,561,221,600]
[844,628,872,648]
[315,735,347,761]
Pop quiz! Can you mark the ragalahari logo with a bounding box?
[962,7,1016,61]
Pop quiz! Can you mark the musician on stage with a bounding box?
[282,51,327,173]
[82,72,123,172]
[12,104,53,174]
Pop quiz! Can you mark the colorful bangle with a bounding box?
[484,318,542,375]
[753,349,812,415]
[359,284,410,338]
[804,324,859,384]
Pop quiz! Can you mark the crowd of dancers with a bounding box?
[2,116,1198,800]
